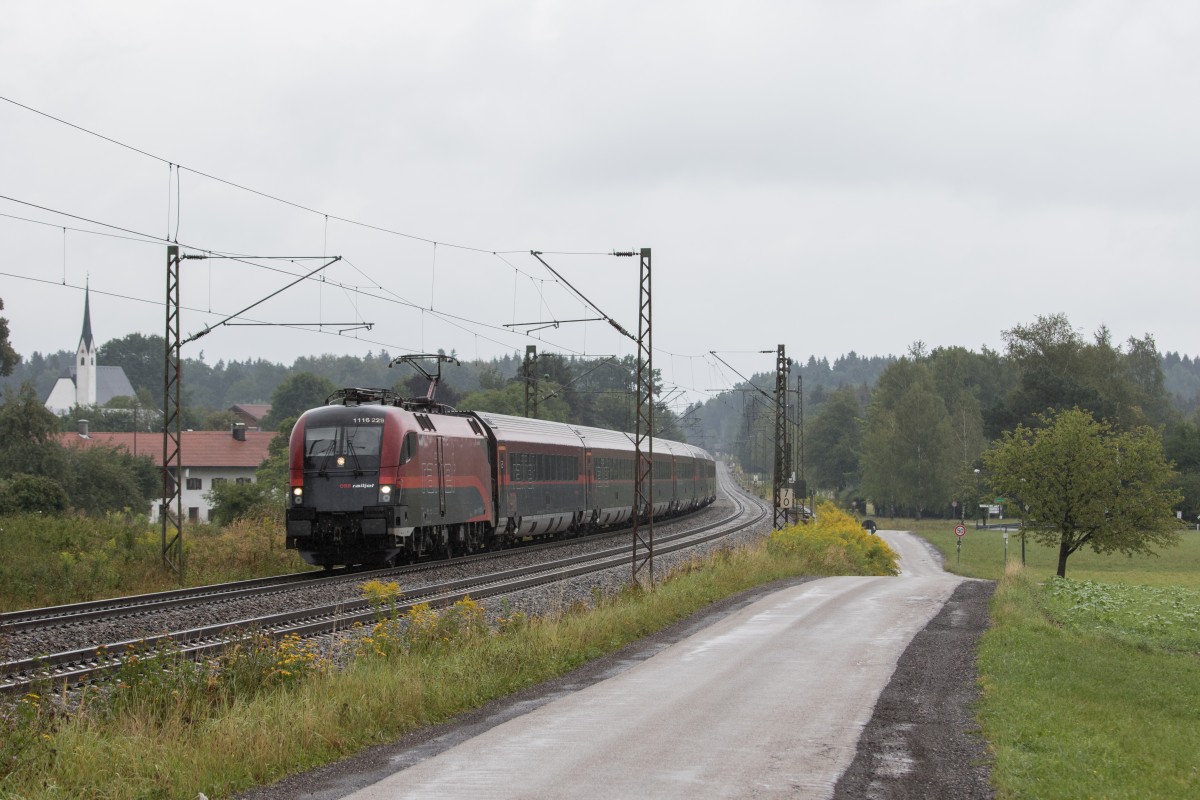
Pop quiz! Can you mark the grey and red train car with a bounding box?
[285,389,716,568]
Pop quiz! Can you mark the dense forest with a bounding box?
[0,333,685,440]
[3,310,1200,522]
[691,316,1200,520]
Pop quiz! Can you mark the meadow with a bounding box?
[0,511,310,612]
[882,517,1200,799]
[877,516,1200,588]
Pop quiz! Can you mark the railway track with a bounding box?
[0,496,727,643]
[0,529,617,636]
[1,474,769,693]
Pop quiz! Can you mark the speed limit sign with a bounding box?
[954,524,966,538]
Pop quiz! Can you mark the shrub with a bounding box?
[767,501,899,576]
[0,473,70,514]
[205,479,277,527]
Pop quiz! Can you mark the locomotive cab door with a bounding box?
[436,436,446,516]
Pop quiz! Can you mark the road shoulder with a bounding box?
[832,578,996,800]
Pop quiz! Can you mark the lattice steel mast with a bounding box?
[631,248,654,587]
[773,344,790,530]
[161,246,184,573]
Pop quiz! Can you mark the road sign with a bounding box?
[954,524,966,538]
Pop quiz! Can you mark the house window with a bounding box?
[188,507,199,521]
[186,478,202,490]
[212,478,227,487]
[236,477,252,485]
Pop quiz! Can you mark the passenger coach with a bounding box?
[285,389,716,568]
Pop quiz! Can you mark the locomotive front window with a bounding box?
[304,423,384,470]
[305,427,339,461]
[344,426,383,457]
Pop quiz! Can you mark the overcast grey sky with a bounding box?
[2,1,1197,411]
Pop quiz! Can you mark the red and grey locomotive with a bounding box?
[285,387,716,568]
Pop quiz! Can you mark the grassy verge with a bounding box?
[2,507,894,799]
[978,565,1200,799]
[0,511,311,611]
[877,516,1200,797]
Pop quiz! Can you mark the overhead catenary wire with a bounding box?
[2,97,755,383]
[0,94,611,259]
[0,200,617,364]
[2,98,744,403]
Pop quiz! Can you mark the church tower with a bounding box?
[44,286,135,415]
[74,286,98,406]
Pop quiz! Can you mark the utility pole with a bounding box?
[523,344,538,419]
[797,373,806,518]
[160,247,342,577]
[161,246,184,574]
[773,344,789,530]
[631,248,654,588]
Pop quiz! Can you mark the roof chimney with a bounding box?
[232,422,247,442]
[77,419,89,438]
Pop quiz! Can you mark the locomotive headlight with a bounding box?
[292,486,303,505]
[336,456,346,467]
[378,484,394,504]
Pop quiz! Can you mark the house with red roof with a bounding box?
[229,403,271,430]
[58,423,274,521]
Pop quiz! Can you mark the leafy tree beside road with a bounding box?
[984,407,1181,578]
[0,297,18,376]
[861,358,956,517]
[807,387,863,493]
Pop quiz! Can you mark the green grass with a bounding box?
[978,566,1200,800]
[1,519,894,799]
[876,517,1200,587]
[0,511,311,612]
[880,516,1200,797]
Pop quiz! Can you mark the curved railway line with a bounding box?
[2,471,770,694]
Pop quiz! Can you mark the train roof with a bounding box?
[470,411,711,461]
[470,411,589,448]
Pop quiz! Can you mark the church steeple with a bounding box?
[75,284,97,406]
[80,284,94,351]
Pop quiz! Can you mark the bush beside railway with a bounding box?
[0,524,897,798]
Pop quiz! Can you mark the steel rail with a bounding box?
[3,477,767,692]
[0,508,698,636]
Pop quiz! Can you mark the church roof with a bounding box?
[60,365,136,405]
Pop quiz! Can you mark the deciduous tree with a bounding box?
[861,359,955,517]
[260,372,336,430]
[0,383,66,479]
[807,387,862,492]
[0,297,18,377]
[984,407,1181,578]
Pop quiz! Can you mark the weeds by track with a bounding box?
[2,478,769,692]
